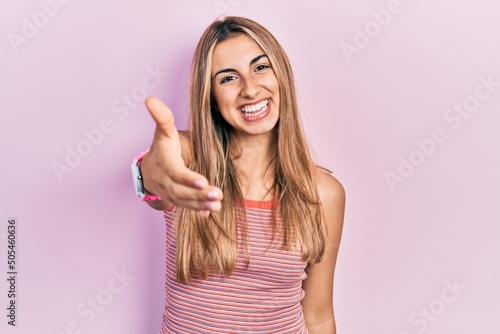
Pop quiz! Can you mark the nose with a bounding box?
[240,76,261,99]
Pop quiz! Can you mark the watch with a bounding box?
[131,149,162,201]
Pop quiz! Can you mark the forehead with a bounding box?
[211,34,265,72]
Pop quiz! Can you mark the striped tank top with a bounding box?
[159,199,310,334]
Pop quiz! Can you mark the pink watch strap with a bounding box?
[142,195,162,201]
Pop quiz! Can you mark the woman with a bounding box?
[134,16,345,334]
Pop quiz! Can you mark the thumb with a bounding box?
[145,96,178,141]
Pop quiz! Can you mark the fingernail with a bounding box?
[207,190,218,200]
[206,202,218,211]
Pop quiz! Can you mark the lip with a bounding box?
[238,98,271,122]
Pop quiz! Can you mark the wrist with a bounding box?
[131,149,162,202]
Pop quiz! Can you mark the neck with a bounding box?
[230,132,276,200]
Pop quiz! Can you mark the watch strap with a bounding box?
[132,149,162,201]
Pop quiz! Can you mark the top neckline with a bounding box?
[243,199,276,209]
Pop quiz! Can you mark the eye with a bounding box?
[220,75,236,84]
[255,64,270,72]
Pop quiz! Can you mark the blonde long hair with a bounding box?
[176,16,325,284]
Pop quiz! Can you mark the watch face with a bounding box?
[131,159,145,198]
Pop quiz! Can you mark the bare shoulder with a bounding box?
[314,166,346,245]
[315,166,345,208]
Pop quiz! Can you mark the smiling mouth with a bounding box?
[239,99,269,117]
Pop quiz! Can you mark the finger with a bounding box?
[145,96,178,141]
[151,181,223,211]
[173,198,222,212]
[165,166,213,190]
[163,185,223,205]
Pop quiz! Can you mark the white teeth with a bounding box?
[240,99,269,116]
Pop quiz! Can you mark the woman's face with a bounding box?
[211,34,280,140]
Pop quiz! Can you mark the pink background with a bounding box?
[1,0,499,333]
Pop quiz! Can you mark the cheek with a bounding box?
[263,75,280,94]
[214,87,237,107]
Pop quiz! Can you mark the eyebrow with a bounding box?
[212,54,268,79]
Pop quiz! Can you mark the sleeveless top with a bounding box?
[159,199,310,334]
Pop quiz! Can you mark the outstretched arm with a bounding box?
[139,97,223,215]
[301,170,345,334]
